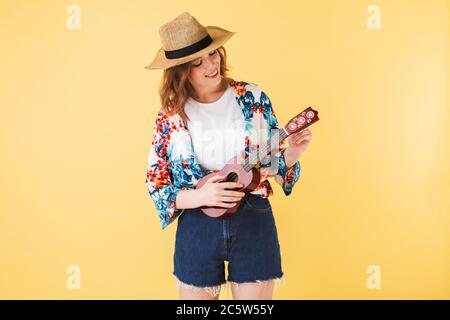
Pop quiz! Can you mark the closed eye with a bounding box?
[192,50,217,67]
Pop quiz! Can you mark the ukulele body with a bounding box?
[195,155,260,218]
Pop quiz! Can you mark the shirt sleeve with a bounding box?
[145,111,186,230]
[260,89,301,196]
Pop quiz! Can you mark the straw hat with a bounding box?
[145,12,235,70]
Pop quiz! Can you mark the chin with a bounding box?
[205,76,221,84]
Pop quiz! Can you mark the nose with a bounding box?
[203,56,217,71]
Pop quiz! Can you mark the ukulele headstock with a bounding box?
[284,107,319,135]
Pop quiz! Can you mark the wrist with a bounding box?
[175,188,204,209]
[193,188,206,207]
[283,147,300,170]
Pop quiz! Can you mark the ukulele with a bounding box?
[195,106,319,218]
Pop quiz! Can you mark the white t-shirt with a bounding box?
[184,86,247,171]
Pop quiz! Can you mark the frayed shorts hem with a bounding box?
[173,272,285,298]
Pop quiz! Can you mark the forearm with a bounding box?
[175,188,204,209]
[283,147,300,170]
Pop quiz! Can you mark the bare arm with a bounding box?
[175,188,204,209]
[175,175,245,210]
[283,146,300,171]
[284,128,313,168]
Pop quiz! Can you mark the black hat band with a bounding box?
[164,34,213,60]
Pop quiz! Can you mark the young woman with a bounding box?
[145,12,313,300]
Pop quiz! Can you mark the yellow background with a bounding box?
[0,0,449,299]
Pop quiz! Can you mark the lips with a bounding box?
[205,69,218,78]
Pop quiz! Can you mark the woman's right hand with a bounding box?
[197,175,245,208]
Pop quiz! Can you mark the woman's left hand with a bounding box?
[287,128,313,159]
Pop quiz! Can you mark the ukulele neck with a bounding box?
[241,106,320,172]
[243,127,289,172]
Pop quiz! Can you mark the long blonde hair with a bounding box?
[158,46,233,123]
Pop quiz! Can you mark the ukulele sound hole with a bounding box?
[225,172,239,183]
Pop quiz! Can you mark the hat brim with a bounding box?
[145,26,235,70]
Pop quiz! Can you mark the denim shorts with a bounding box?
[173,193,283,291]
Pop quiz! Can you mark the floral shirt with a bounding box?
[146,80,301,230]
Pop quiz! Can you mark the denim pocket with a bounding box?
[243,195,272,213]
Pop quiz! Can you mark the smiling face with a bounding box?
[188,48,223,94]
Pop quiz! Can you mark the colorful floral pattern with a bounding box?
[146,81,301,229]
